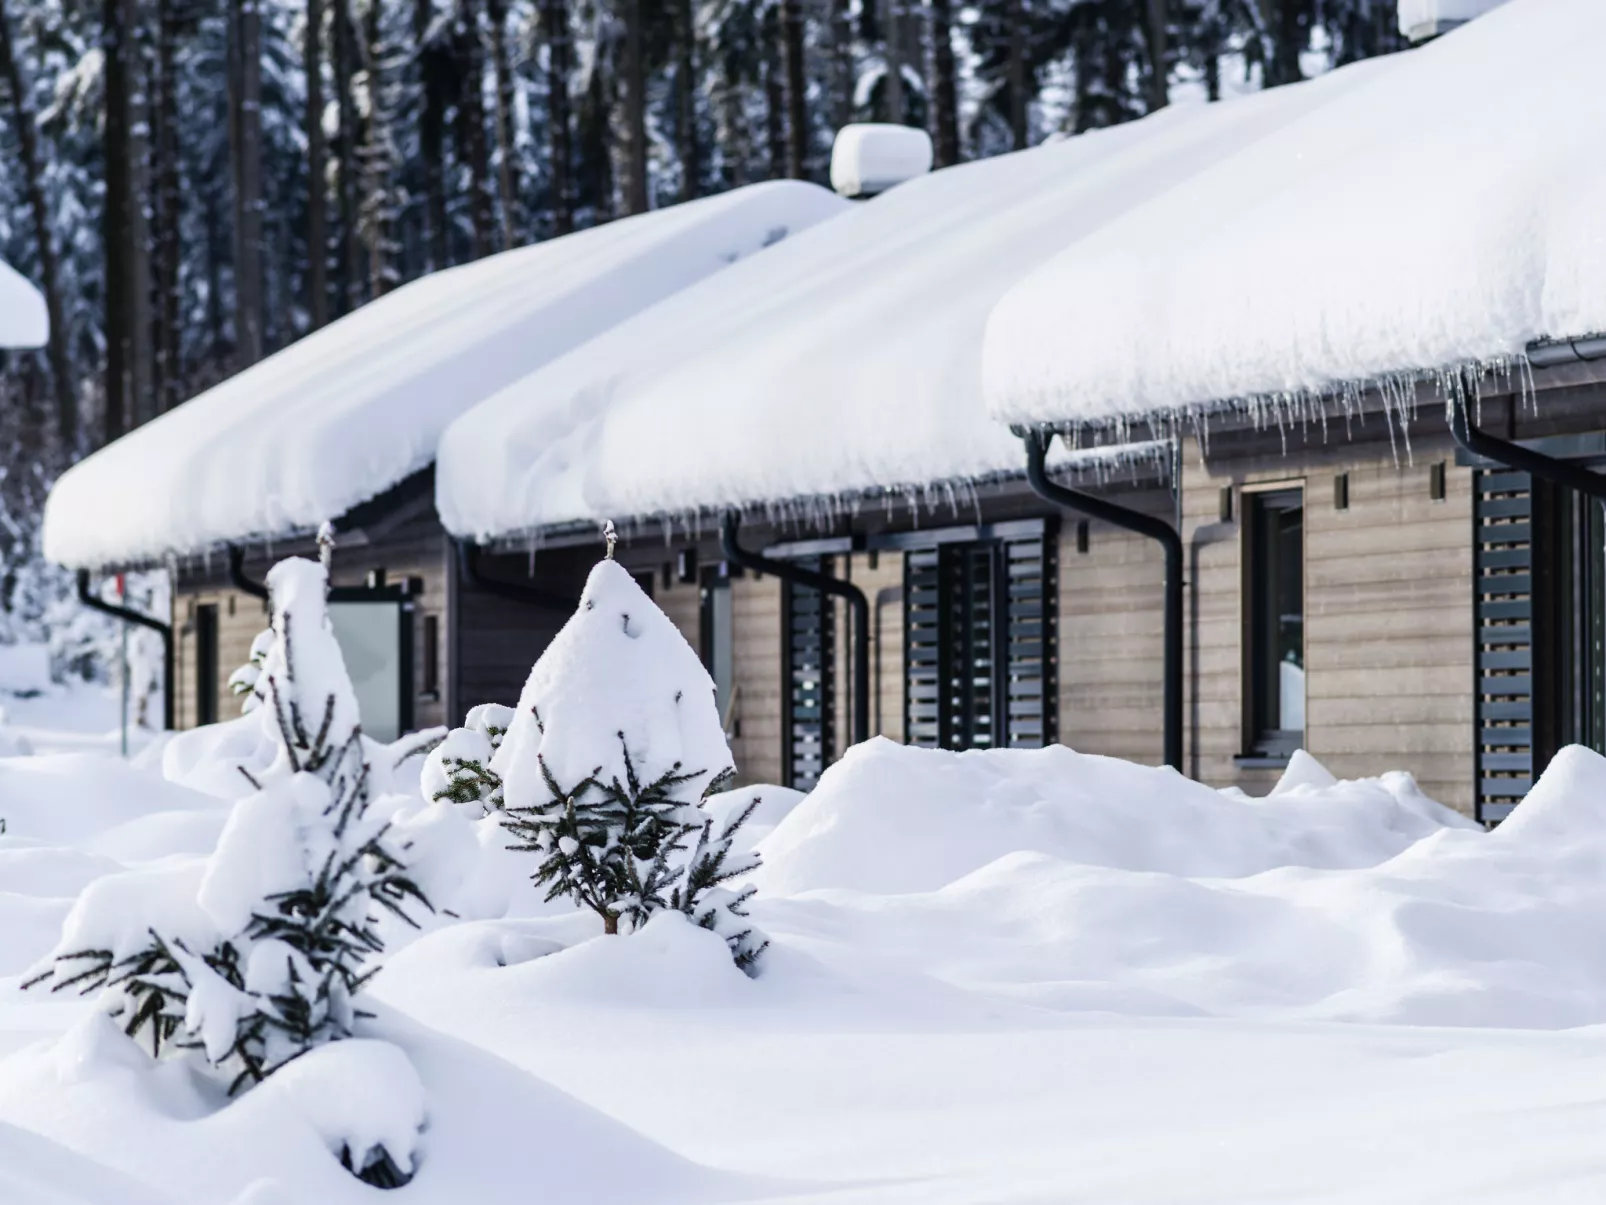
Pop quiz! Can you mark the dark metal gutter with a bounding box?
[454,539,578,611]
[76,570,174,730]
[1022,429,1183,771]
[1525,335,1606,370]
[1449,397,1606,502]
[227,544,270,600]
[720,510,870,747]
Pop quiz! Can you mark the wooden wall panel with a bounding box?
[1180,434,1475,814]
[729,571,783,787]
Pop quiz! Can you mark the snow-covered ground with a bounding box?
[9,711,1606,1202]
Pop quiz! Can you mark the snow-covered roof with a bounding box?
[984,0,1605,432]
[437,82,1352,540]
[0,258,48,349]
[42,181,846,569]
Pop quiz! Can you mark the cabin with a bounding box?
[40,181,847,736]
[428,0,1601,822]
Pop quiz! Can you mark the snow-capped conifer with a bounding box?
[420,702,514,813]
[28,557,427,1102]
[496,558,766,969]
[226,627,275,714]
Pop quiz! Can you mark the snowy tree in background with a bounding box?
[421,701,514,813]
[28,557,428,1110]
[495,557,766,969]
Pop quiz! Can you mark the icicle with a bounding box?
[316,521,336,573]
[603,519,618,560]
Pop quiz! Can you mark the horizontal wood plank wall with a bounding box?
[173,588,271,730]
[1056,490,1169,766]
[730,570,782,786]
[1181,433,1475,813]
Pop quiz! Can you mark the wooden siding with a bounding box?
[1056,491,1170,766]
[1180,434,1475,814]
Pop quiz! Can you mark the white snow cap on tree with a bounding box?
[492,560,734,804]
[258,558,362,785]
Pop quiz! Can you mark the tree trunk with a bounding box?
[486,0,520,247]
[306,0,329,326]
[780,0,806,179]
[152,0,182,407]
[621,0,648,213]
[826,0,851,134]
[882,0,902,123]
[334,0,363,310]
[603,911,618,935]
[416,0,450,266]
[230,0,265,367]
[0,0,75,445]
[928,0,958,166]
[359,0,392,295]
[763,11,786,177]
[1265,0,1302,87]
[1005,0,1026,149]
[544,0,573,233]
[454,0,493,256]
[1143,0,1167,112]
[674,0,698,202]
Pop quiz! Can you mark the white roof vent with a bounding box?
[1397,0,1509,42]
[830,124,934,199]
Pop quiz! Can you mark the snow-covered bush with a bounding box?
[28,558,428,1114]
[494,558,768,970]
[227,627,274,714]
[420,702,514,813]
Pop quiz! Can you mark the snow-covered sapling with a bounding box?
[227,627,275,714]
[495,559,768,969]
[28,557,430,1101]
[420,702,514,813]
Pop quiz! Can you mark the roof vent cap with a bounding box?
[1397,0,1509,43]
[830,123,934,200]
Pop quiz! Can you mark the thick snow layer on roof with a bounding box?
[984,0,1606,430]
[42,181,845,569]
[0,257,47,349]
[438,81,1354,538]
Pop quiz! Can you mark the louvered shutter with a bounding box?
[1473,467,1534,824]
[782,560,835,790]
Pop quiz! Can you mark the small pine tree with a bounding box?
[420,702,514,812]
[494,556,767,970]
[27,557,429,1095]
[226,627,275,714]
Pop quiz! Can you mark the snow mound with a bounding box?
[1271,749,1339,794]
[0,256,48,349]
[493,560,732,804]
[1489,742,1606,846]
[0,1118,178,1205]
[752,739,1469,896]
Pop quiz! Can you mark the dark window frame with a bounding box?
[195,603,219,727]
[1242,486,1306,761]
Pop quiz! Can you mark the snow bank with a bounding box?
[984,0,1606,428]
[43,181,847,569]
[436,83,1338,537]
[0,257,47,349]
[752,738,1471,896]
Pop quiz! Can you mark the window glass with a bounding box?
[328,600,403,742]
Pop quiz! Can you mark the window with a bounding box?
[1245,488,1305,758]
[421,613,440,700]
[195,603,218,726]
[700,567,735,720]
[327,592,414,742]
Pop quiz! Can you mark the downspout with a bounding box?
[227,544,269,600]
[1022,428,1183,772]
[454,538,579,611]
[720,510,871,747]
[76,569,174,731]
